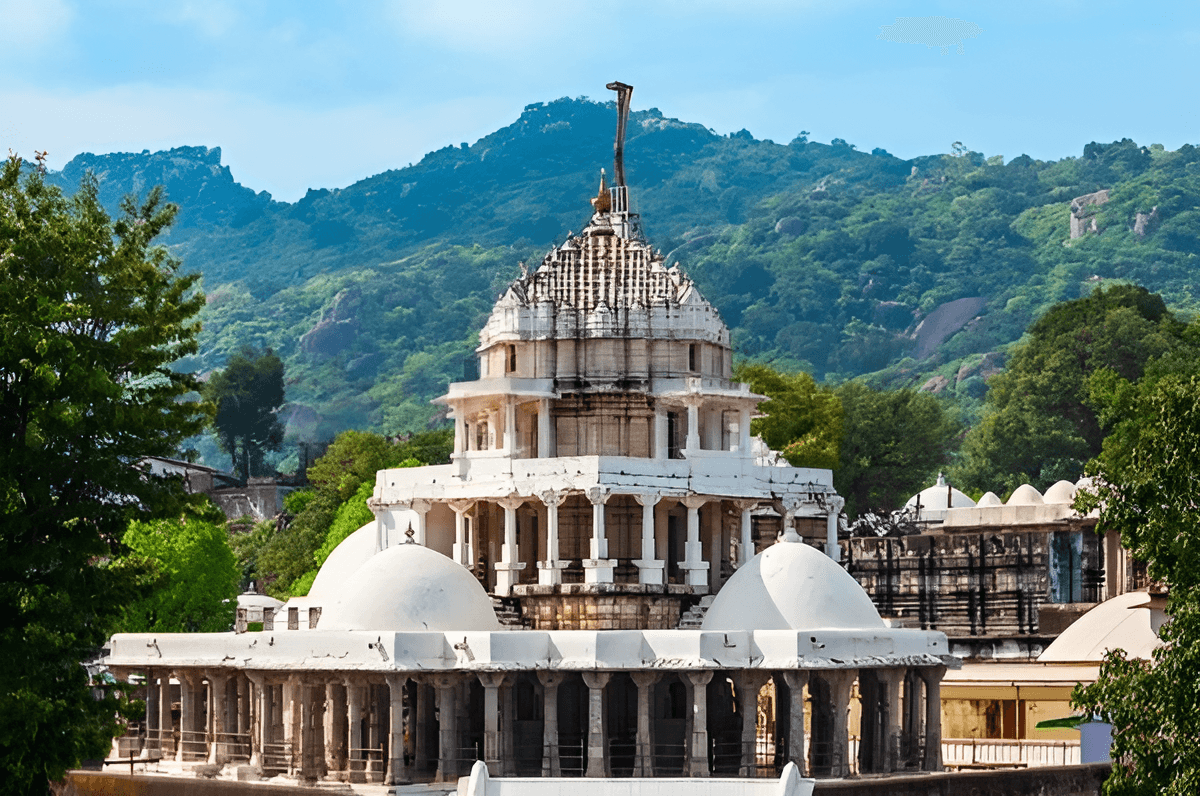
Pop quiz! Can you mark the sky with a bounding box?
[2,0,1198,202]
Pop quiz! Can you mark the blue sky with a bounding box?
[3,0,1197,202]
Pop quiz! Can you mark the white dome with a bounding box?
[320,543,501,632]
[1043,480,1077,505]
[1039,591,1163,662]
[904,474,976,512]
[702,540,885,631]
[1006,484,1044,505]
[977,491,1002,507]
[308,522,377,601]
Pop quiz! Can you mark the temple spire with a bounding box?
[605,81,633,187]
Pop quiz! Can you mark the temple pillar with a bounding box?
[206,671,228,764]
[685,398,700,453]
[246,673,266,769]
[685,671,713,777]
[733,499,757,567]
[781,671,808,776]
[324,682,345,777]
[738,407,751,453]
[680,495,710,591]
[654,408,668,459]
[432,674,460,781]
[583,487,615,583]
[385,674,408,786]
[158,672,173,759]
[826,496,845,562]
[415,681,433,775]
[581,671,611,777]
[494,495,526,596]
[737,671,770,777]
[500,677,517,775]
[879,667,904,772]
[920,666,945,771]
[282,675,299,774]
[502,398,516,454]
[538,397,553,457]
[237,675,251,754]
[827,670,857,779]
[176,671,194,762]
[449,500,475,567]
[344,679,365,783]
[478,673,508,774]
[633,493,665,585]
[631,672,660,777]
[537,489,568,585]
[536,671,564,777]
[454,412,466,456]
[142,669,159,758]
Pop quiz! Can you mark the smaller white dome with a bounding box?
[1040,591,1163,662]
[1043,480,1077,504]
[977,491,1002,507]
[321,543,500,633]
[308,522,376,601]
[702,540,884,631]
[1006,484,1044,505]
[905,473,976,512]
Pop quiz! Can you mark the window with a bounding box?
[667,411,681,459]
[688,343,697,372]
[507,344,517,374]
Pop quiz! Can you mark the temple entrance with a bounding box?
[707,673,739,774]
[605,673,638,776]
[653,675,688,774]
[557,675,588,776]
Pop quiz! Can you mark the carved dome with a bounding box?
[702,540,885,631]
[320,543,501,632]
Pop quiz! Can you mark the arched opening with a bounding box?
[706,673,739,775]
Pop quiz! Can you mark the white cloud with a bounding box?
[0,0,72,50]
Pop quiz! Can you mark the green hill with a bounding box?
[44,98,1200,470]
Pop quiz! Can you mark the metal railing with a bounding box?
[942,738,1081,769]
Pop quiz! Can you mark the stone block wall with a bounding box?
[518,593,685,630]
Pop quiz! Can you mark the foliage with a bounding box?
[735,363,842,469]
[1072,367,1200,795]
[0,156,207,794]
[953,285,1184,494]
[833,382,961,519]
[116,512,239,633]
[203,346,285,481]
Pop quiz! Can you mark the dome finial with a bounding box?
[936,472,946,486]
[404,522,415,544]
[590,168,611,214]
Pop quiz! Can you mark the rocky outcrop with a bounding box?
[1133,206,1159,237]
[911,297,987,360]
[1070,189,1109,239]
[299,287,362,358]
[920,374,951,393]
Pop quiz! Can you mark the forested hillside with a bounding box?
[44,97,1200,470]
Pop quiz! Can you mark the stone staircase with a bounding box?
[491,597,530,629]
[677,594,716,629]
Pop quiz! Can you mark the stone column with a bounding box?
[583,487,615,584]
[478,673,508,774]
[733,500,757,567]
[500,677,518,776]
[685,398,701,453]
[581,671,611,778]
[879,667,904,772]
[920,666,945,772]
[685,671,713,777]
[238,675,251,755]
[177,671,194,762]
[415,681,433,775]
[246,673,266,769]
[738,407,751,453]
[631,672,660,777]
[736,671,770,777]
[536,671,564,777]
[158,672,173,759]
[486,408,498,449]
[384,675,408,786]
[344,679,364,782]
[537,489,568,585]
[432,674,460,781]
[449,500,475,567]
[538,397,553,458]
[502,398,516,455]
[494,494,526,596]
[143,669,159,758]
[654,408,669,459]
[281,676,299,774]
[680,495,710,591]
[781,671,808,776]
[454,412,466,456]
[826,496,845,562]
[633,493,665,585]
[324,682,345,777]
[305,681,327,781]
[206,671,228,764]
[827,670,857,779]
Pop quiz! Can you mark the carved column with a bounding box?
[680,495,710,591]
[920,666,945,772]
[827,670,857,779]
[237,675,251,755]
[246,673,266,769]
[633,493,665,585]
[826,495,845,562]
[282,675,299,774]
[537,489,568,585]
[432,674,460,781]
[448,500,475,567]
[538,397,553,457]
[536,671,564,777]
[654,408,669,459]
[384,674,408,786]
[781,671,808,776]
[581,671,611,777]
[879,667,905,772]
[502,397,516,455]
[344,678,365,782]
[206,671,228,764]
[176,671,194,762]
[158,672,173,759]
[324,682,344,777]
[738,407,751,453]
[631,672,660,776]
[685,397,701,453]
[500,677,517,776]
[736,671,770,777]
[583,487,615,584]
[494,494,527,595]
[478,673,508,774]
[733,499,757,566]
[142,669,159,758]
[685,670,713,777]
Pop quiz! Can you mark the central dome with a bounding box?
[320,543,501,632]
[702,541,885,631]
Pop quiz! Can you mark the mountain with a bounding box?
[43,99,1200,470]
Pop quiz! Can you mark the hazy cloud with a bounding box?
[0,0,72,50]
[878,17,982,55]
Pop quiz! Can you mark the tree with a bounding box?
[0,156,207,794]
[834,382,960,519]
[116,512,240,633]
[204,347,285,482]
[955,285,1183,494]
[1072,364,1200,795]
[735,363,842,469]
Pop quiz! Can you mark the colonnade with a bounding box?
[133,664,944,782]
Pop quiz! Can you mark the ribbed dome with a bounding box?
[702,541,885,631]
[320,543,501,632]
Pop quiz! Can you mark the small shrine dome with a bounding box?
[1039,591,1164,662]
[904,473,976,520]
[1006,483,1044,505]
[702,540,885,631]
[320,543,501,632]
[1043,480,1077,505]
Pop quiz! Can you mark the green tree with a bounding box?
[204,346,285,482]
[0,156,207,794]
[735,363,842,469]
[1072,366,1200,795]
[955,285,1183,494]
[116,513,240,633]
[834,382,960,519]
